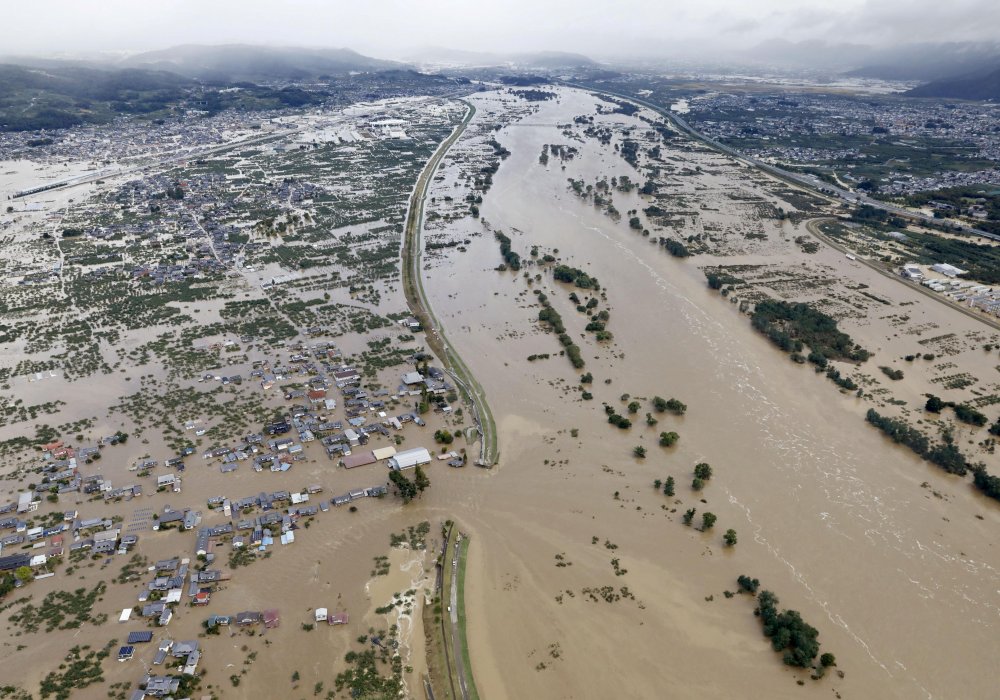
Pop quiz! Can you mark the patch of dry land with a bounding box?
[1,84,998,700]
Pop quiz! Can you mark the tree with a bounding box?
[652,396,668,412]
[633,445,646,458]
[737,575,759,594]
[14,566,33,583]
[659,431,679,447]
[724,529,738,546]
[820,653,836,667]
[694,462,713,481]
[653,479,662,490]
[627,401,641,414]
[663,476,675,497]
[925,394,944,413]
[389,470,418,503]
[692,477,704,491]
[665,398,687,415]
[413,466,430,494]
[434,429,454,445]
[682,508,696,526]
[645,412,658,426]
[701,512,717,530]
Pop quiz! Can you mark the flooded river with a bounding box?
[420,88,999,699]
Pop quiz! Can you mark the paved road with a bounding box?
[805,218,1000,332]
[401,100,499,467]
[448,536,469,700]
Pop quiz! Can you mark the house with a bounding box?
[315,607,328,622]
[0,553,31,571]
[236,610,262,626]
[328,611,349,625]
[263,609,280,628]
[332,368,360,384]
[172,640,199,657]
[16,491,39,514]
[182,649,201,675]
[402,371,424,385]
[142,602,166,618]
[388,447,431,471]
[94,528,120,546]
[155,558,179,573]
[118,646,134,661]
[153,510,185,530]
[342,451,376,469]
[195,528,210,556]
[142,675,180,697]
[156,474,177,489]
[127,631,153,644]
[193,591,211,606]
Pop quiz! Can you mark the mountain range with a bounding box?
[118,44,401,81]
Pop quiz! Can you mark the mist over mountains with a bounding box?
[741,39,1000,82]
[118,44,401,81]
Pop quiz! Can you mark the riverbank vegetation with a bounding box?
[750,300,870,363]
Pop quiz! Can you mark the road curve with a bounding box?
[401,99,499,467]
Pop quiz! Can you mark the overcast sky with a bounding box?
[5,0,1000,59]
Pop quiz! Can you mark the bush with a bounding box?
[659,431,679,447]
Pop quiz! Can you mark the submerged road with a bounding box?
[401,99,499,467]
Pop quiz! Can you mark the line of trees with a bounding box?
[737,577,833,671]
[865,408,1000,503]
[535,291,585,369]
[751,300,869,363]
[494,231,521,271]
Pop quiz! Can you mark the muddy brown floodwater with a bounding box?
[417,89,1000,699]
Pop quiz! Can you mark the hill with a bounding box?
[906,66,1000,100]
[0,63,194,131]
[120,44,402,81]
[742,39,1000,82]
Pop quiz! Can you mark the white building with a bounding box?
[931,263,967,278]
[402,371,424,385]
[388,447,432,471]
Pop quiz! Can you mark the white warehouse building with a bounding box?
[388,447,432,471]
